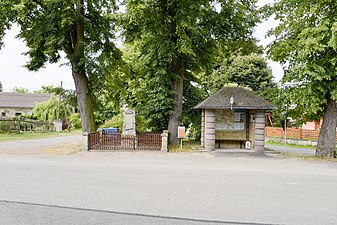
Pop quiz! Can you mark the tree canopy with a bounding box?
[1,0,120,132]
[209,53,275,94]
[13,87,29,93]
[32,96,71,122]
[266,0,337,157]
[123,0,260,143]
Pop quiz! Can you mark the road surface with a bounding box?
[265,144,315,156]
[0,142,337,225]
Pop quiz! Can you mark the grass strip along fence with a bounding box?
[0,118,54,133]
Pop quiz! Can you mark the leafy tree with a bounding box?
[0,82,2,92]
[36,85,78,111]
[0,0,14,49]
[123,0,259,144]
[3,0,120,132]
[266,0,337,157]
[32,96,70,121]
[13,87,29,93]
[209,53,275,94]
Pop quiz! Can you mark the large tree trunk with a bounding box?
[68,0,95,133]
[72,69,96,133]
[168,57,184,144]
[316,97,337,158]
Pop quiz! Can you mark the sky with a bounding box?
[0,0,282,92]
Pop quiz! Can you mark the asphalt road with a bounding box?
[265,144,316,156]
[1,144,337,225]
[0,135,82,155]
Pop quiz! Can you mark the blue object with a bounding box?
[102,128,118,134]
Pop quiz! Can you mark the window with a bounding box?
[15,112,22,117]
[233,111,245,130]
[1,112,6,117]
[215,110,245,131]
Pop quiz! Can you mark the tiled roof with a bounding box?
[0,92,52,109]
[194,86,276,110]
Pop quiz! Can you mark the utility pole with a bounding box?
[57,81,63,121]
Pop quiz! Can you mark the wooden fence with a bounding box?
[0,118,54,133]
[265,127,322,141]
[88,132,162,151]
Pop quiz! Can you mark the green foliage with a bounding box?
[210,54,275,94]
[103,112,149,133]
[36,85,78,110]
[13,87,29,93]
[32,96,70,121]
[1,0,121,132]
[103,113,123,130]
[0,0,14,49]
[122,0,260,134]
[181,74,207,141]
[0,82,2,92]
[0,121,11,132]
[266,0,337,123]
[69,113,81,129]
[20,114,38,120]
[8,0,119,71]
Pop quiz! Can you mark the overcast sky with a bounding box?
[0,0,281,92]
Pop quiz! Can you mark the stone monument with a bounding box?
[121,104,136,136]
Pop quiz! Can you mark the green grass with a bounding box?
[266,140,316,150]
[0,129,82,142]
[168,140,202,152]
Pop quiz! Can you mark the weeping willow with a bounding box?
[32,96,71,121]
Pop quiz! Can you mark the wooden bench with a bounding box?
[215,139,246,149]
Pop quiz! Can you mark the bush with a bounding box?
[187,123,201,141]
[69,113,82,129]
[103,113,123,130]
[0,121,11,132]
[102,112,149,133]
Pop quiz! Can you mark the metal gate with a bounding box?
[88,132,162,151]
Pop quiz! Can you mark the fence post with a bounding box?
[161,130,169,152]
[82,132,89,151]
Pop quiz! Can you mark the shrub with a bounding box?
[70,113,82,129]
[103,113,123,130]
[102,112,149,133]
[0,121,11,132]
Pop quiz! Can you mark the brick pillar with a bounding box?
[201,110,205,147]
[254,111,266,152]
[205,109,215,151]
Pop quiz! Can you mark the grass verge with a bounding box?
[0,129,82,142]
[266,140,316,150]
[168,140,202,152]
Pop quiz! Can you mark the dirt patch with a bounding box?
[41,141,82,155]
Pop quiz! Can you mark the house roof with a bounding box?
[0,92,52,109]
[194,86,276,110]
